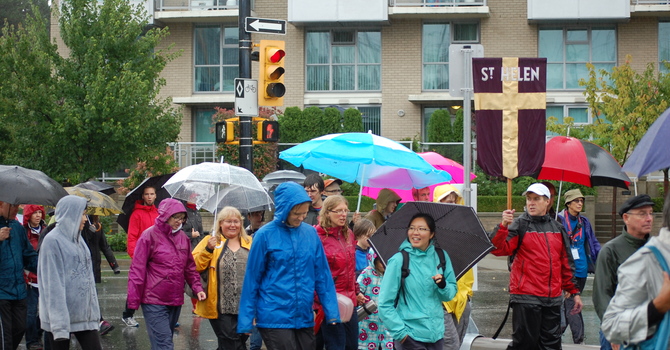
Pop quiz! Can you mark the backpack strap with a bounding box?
[647,246,670,273]
[436,247,446,273]
[394,250,410,308]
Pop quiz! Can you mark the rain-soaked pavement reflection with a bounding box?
[19,255,600,349]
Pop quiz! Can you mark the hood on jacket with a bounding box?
[53,195,87,242]
[273,182,311,225]
[376,189,401,211]
[23,204,46,226]
[432,184,463,205]
[154,198,187,234]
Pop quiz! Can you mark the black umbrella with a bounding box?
[0,165,69,207]
[116,173,173,232]
[369,201,494,280]
[75,180,117,196]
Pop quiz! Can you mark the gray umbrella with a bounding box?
[0,165,69,206]
[262,170,306,186]
[369,201,493,280]
[75,180,117,195]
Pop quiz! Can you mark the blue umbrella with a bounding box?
[623,107,670,192]
[279,132,452,211]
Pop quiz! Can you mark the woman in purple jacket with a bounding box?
[127,198,205,350]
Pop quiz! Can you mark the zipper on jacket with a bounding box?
[544,230,553,298]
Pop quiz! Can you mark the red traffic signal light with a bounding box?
[258,40,285,107]
[256,120,279,142]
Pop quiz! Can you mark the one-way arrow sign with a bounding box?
[245,17,286,35]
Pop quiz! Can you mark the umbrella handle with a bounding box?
[356,164,367,213]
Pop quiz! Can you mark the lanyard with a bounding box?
[563,210,583,245]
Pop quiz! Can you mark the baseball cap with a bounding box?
[564,189,585,205]
[522,183,551,198]
[618,194,654,217]
[324,179,343,188]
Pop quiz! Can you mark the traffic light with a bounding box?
[215,120,235,143]
[258,40,285,107]
[256,120,280,142]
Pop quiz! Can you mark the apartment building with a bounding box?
[52,0,670,146]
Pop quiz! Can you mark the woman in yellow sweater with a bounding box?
[433,184,474,350]
[192,206,252,350]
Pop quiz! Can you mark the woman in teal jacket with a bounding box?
[238,181,340,350]
[378,213,457,350]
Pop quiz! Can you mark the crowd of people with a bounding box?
[1,172,669,350]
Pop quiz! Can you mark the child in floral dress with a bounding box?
[357,255,394,350]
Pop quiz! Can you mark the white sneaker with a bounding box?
[122,316,139,327]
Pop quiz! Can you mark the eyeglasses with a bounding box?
[329,209,348,215]
[223,219,241,225]
[408,226,430,233]
[626,211,653,218]
[170,215,186,222]
[325,189,343,194]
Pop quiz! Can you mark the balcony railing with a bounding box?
[634,0,670,4]
[169,142,218,168]
[155,0,239,11]
[389,0,486,7]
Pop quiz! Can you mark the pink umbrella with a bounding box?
[361,152,476,202]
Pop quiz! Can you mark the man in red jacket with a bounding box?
[490,183,583,350]
[122,186,159,328]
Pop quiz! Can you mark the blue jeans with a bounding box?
[25,285,42,347]
[142,304,181,350]
[250,326,262,350]
[599,329,613,350]
[320,309,358,350]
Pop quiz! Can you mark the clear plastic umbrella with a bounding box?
[163,162,273,216]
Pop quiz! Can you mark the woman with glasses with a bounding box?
[557,189,600,345]
[193,206,252,350]
[316,195,364,350]
[127,198,206,350]
[378,213,457,350]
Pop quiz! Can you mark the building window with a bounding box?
[194,108,217,142]
[194,25,239,93]
[660,22,670,73]
[423,22,479,91]
[545,105,590,136]
[305,30,381,92]
[539,27,616,90]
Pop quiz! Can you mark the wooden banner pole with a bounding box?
[507,178,513,210]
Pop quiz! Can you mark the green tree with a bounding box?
[342,108,364,133]
[427,109,452,142]
[548,56,667,165]
[0,0,181,183]
[322,107,342,134]
[0,0,49,35]
[451,109,464,142]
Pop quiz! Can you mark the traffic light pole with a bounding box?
[238,0,253,172]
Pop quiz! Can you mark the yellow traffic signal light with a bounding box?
[256,120,280,142]
[258,40,285,107]
[215,120,235,143]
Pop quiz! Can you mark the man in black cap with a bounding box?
[593,194,655,350]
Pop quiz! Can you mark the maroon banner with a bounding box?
[473,57,547,179]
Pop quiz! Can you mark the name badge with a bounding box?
[571,248,580,260]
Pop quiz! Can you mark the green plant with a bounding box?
[107,231,127,252]
[342,108,364,133]
[427,109,452,142]
[117,147,180,194]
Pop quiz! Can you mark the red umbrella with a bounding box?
[361,152,476,202]
[538,136,630,189]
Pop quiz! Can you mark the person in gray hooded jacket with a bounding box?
[38,195,102,350]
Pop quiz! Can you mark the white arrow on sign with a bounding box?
[249,19,282,32]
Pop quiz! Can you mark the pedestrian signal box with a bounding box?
[257,121,280,142]
[215,121,235,143]
[258,40,285,107]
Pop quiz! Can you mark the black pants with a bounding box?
[259,327,314,350]
[208,313,248,350]
[508,303,561,350]
[122,298,135,319]
[562,277,587,344]
[394,337,443,350]
[46,330,102,350]
[0,298,27,350]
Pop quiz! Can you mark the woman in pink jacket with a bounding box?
[127,198,205,350]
